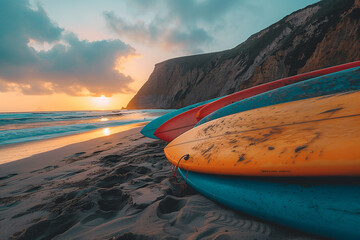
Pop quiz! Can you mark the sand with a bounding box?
[0,127,321,240]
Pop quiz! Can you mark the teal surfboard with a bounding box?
[196,66,360,126]
[178,168,360,239]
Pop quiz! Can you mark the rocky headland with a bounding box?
[127,0,360,109]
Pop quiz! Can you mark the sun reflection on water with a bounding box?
[103,127,111,136]
[100,117,109,121]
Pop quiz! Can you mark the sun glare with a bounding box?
[92,95,110,108]
[103,127,111,136]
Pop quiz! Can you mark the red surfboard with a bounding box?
[154,103,210,142]
[154,61,360,142]
[196,61,360,121]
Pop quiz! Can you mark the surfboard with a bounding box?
[155,62,360,142]
[178,168,360,239]
[165,90,360,176]
[140,98,220,139]
[153,103,210,142]
[196,66,360,126]
[196,61,360,122]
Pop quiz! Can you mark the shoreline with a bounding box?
[0,127,320,239]
[0,122,148,164]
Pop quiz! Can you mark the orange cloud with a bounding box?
[0,1,138,97]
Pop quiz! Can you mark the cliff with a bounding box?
[127,0,360,109]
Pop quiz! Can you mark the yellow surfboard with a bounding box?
[164,91,360,176]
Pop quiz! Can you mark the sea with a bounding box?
[0,109,172,163]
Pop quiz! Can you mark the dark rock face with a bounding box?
[127,0,360,109]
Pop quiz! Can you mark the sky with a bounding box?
[0,0,319,112]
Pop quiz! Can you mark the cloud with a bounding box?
[104,11,212,54]
[104,0,240,54]
[0,0,137,97]
[166,0,241,25]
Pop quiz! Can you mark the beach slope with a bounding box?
[0,127,320,240]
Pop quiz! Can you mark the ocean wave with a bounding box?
[0,109,172,126]
[0,119,141,145]
[0,109,173,145]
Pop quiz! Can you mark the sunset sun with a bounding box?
[92,95,110,108]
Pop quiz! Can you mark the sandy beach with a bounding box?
[0,126,321,240]
[2,0,360,239]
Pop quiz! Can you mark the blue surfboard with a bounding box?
[178,168,360,239]
[141,97,221,139]
[196,66,360,126]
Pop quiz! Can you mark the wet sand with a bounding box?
[0,127,321,240]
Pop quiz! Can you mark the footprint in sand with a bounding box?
[157,196,186,216]
[98,188,129,212]
[23,185,42,193]
[44,169,85,181]
[100,154,123,166]
[65,152,86,162]
[11,203,46,219]
[0,173,18,181]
